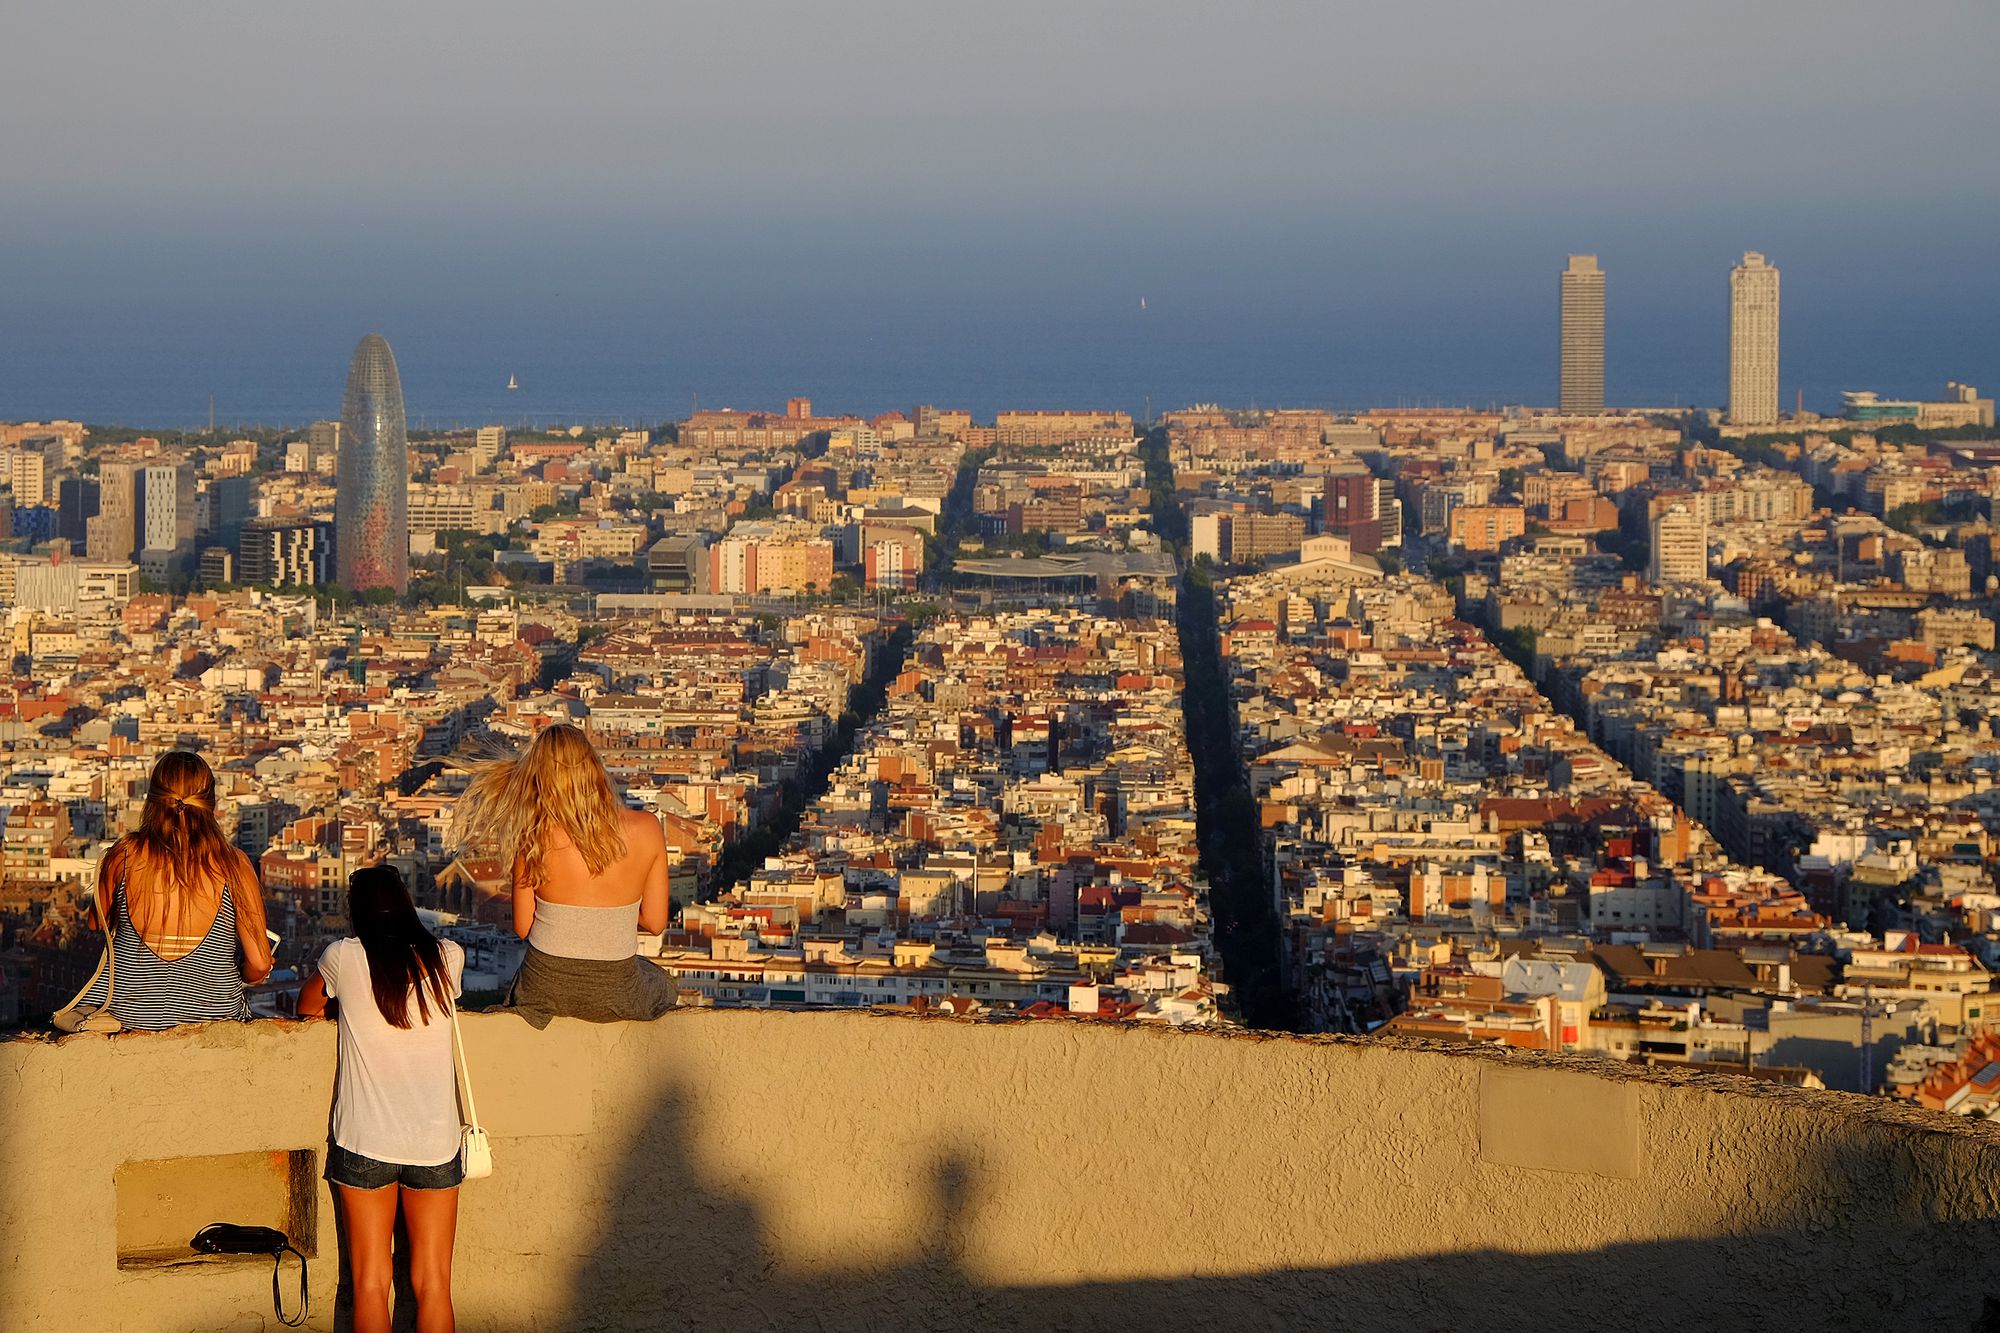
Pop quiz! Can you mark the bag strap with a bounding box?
[447,962,480,1130]
[59,946,110,1017]
[61,874,120,1016]
[102,875,120,1005]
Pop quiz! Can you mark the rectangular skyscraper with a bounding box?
[1560,255,1605,412]
[1730,252,1780,426]
[137,462,196,555]
[57,477,99,546]
[87,461,138,562]
[1649,502,1708,584]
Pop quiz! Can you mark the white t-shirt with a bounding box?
[317,937,466,1167]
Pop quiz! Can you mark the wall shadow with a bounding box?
[533,1080,2000,1333]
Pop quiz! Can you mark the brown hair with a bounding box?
[118,751,238,892]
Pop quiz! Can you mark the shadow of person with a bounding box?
[558,1080,783,1330]
[535,1063,2000,1333]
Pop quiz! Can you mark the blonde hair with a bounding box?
[453,723,627,888]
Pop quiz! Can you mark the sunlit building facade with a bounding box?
[1559,254,1605,412]
[335,333,409,593]
[1649,502,1708,584]
[1730,252,1780,426]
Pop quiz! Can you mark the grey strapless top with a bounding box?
[528,898,643,961]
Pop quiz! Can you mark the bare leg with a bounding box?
[335,1183,399,1333]
[401,1184,460,1333]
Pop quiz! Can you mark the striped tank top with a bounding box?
[77,878,251,1030]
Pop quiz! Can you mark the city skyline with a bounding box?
[6,6,2000,1327]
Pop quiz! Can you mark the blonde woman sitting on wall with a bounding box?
[453,723,676,1027]
[76,750,274,1029]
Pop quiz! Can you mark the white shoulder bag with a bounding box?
[448,994,494,1179]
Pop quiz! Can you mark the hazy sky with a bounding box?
[2,1,1996,420]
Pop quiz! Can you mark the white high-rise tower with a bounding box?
[1730,252,1780,426]
[1560,255,1605,412]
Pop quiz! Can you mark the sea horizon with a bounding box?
[5,287,1993,433]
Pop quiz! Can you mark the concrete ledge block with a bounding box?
[462,1014,596,1139]
[1479,1064,1641,1178]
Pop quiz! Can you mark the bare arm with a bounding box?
[511,856,537,940]
[638,815,670,935]
[295,974,328,1019]
[230,851,275,984]
[86,844,126,933]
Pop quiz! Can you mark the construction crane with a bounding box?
[1857,983,1878,1095]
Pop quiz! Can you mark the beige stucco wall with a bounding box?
[4,1010,1998,1332]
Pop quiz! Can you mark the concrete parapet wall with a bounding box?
[4,1010,1998,1331]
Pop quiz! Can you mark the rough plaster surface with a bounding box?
[3,1011,1998,1332]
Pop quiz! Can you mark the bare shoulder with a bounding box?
[620,806,665,845]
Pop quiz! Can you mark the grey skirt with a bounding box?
[502,943,679,1030]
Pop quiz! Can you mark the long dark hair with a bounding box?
[349,865,451,1029]
[121,750,237,891]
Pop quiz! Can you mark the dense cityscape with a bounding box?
[4,249,1998,1119]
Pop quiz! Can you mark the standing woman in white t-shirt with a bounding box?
[298,866,466,1333]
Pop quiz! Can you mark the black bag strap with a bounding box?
[191,1223,308,1327]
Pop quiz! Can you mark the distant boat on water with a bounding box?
[507,374,519,390]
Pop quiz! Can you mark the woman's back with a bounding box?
[456,724,677,1025]
[80,861,251,1030]
[525,809,665,961]
[81,751,274,1024]
[319,936,465,1167]
[533,807,662,907]
[119,856,230,960]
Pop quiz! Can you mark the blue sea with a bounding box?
[3,286,1994,432]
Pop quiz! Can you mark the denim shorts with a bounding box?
[325,1143,464,1191]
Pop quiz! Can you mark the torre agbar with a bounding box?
[334,332,410,593]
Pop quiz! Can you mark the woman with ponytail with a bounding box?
[75,749,274,1029]
[451,723,675,1027]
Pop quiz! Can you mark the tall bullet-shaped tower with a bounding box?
[334,333,409,593]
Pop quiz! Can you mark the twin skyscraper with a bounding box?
[1560,251,1781,424]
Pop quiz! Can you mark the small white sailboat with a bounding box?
[1140,296,1147,311]
[507,374,519,390]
